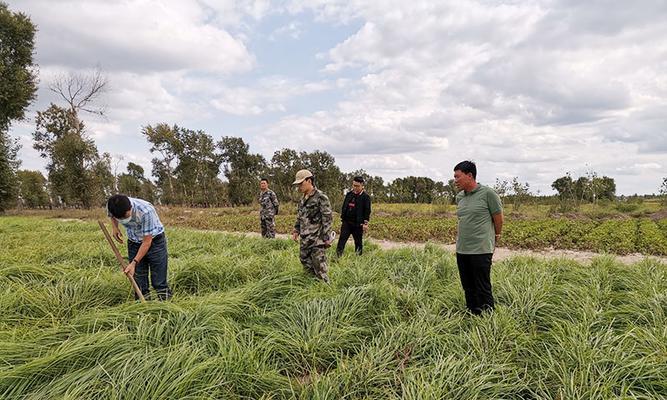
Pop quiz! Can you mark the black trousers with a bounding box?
[456,253,494,315]
[336,220,364,256]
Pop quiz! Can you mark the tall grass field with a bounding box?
[0,216,665,399]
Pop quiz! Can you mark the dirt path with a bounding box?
[206,230,667,265]
[371,239,667,265]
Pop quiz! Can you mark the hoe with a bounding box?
[98,220,146,302]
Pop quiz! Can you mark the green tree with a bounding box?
[493,178,510,198]
[0,2,37,131]
[118,171,141,198]
[574,176,591,203]
[118,162,157,202]
[267,148,304,203]
[144,124,227,206]
[91,152,115,203]
[0,132,20,211]
[16,169,48,208]
[594,176,616,201]
[32,104,100,207]
[510,177,531,211]
[551,174,575,200]
[143,123,181,204]
[388,176,439,203]
[218,136,266,206]
[174,128,224,206]
[0,2,38,211]
[441,179,458,204]
[659,177,667,206]
[32,69,109,208]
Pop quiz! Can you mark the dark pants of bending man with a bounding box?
[128,233,172,300]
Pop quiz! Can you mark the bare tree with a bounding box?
[112,154,124,192]
[32,67,110,208]
[49,67,108,118]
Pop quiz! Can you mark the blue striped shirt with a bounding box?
[108,197,164,243]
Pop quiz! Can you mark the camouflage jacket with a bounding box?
[259,189,279,218]
[294,187,333,247]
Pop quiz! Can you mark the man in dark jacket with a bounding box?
[336,176,371,256]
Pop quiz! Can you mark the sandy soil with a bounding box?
[212,231,667,265]
[370,239,667,265]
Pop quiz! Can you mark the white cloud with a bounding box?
[210,77,334,116]
[276,0,667,194]
[269,21,303,41]
[614,163,663,175]
[342,154,426,172]
[8,0,667,195]
[14,0,255,73]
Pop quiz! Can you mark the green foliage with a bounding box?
[219,136,266,206]
[387,176,448,204]
[0,131,21,212]
[144,124,227,206]
[266,148,345,208]
[0,2,38,132]
[117,162,157,203]
[552,172,616,204]
[143,123,180,204]
[0,217,665,399]
[636,219,667,255]
[267,148,305,203]
[0,1,35,212]
[579,219,637,254]
[495,177,531,211]
[551,173,575,200]
[16,169,49,208]
[615,202,640,213]
[32,104,108,208]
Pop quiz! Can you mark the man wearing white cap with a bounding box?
[291,169,334,283]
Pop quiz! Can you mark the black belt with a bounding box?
[129,232,164,244]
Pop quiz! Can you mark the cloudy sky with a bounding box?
[8,0,667,195]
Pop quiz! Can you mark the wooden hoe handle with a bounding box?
[98,220,146,302]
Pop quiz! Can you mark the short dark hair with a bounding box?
[454,160,477,179]
[353,176,365,184]
[107,194,131,218]
[305,175,315,184]
[260,178,269,183]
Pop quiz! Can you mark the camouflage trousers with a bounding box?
[260,216,276,238]
[299,243,329,282]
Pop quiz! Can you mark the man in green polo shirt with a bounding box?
[454,160,503,315]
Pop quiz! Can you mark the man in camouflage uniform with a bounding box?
[291,169,334,283]
[259,178,279,238]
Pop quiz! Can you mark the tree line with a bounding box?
[15,120,466,209]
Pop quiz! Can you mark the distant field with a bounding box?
[11,200,667,255]
[0,217,665,398]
